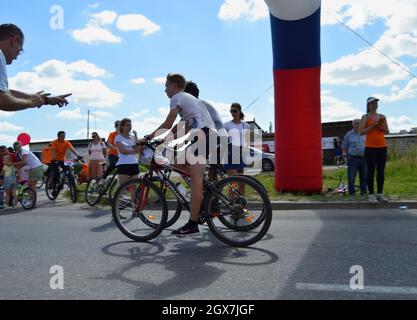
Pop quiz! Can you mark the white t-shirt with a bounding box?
[88,141,106,161]
[170,92,215,130]
[21,149,43,170]
[224,121,250,147]
[0,49,8,92]
[115,134,138,165]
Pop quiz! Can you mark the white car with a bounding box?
[247,147,275,172]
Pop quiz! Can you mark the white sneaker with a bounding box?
[368,194,378,204]
[377,193,389,203]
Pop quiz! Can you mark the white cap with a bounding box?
[367,97,380,105]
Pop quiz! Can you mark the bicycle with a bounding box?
[45,159,83,203]
[16,182,37,210]
[85,162,118,206]
[334,154,348,168]
[111,141,272,247]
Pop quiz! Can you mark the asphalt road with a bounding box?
[0,192,416,300]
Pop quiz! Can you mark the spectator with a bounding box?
[359,97,390,204]
[0,24,71,112]
[1,154,17,208]
[99,120,120,184]
[342,119,367,199]
[333,136,342,164]
[224,103,250,176]
[87,132,107,180]
[0,145,18,209]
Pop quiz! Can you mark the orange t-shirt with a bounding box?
[107,131,118,156]
[50,139,74,161]
[365,116,387,148]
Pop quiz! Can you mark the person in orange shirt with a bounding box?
[48,131,82,194]
[359,97,390,204]
[100,120,120,182]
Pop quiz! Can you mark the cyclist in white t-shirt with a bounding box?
[139,73,214,237]
[12,141,44,199]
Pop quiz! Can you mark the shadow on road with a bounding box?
[99,231,278,299]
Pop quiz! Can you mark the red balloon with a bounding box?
[17,133,31,146]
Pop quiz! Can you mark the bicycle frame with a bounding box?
[136,143,238,217]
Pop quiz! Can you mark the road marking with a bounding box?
[296,283,417,295]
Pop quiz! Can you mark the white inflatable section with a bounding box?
[264,0,321,21]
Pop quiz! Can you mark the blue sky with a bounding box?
[1,0,417,145]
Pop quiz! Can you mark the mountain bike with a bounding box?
[85,162,118,206]
[111,141,272,247]
[45,159,83,203]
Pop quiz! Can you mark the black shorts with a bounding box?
[186,127,213,161]
[117,164,140,176]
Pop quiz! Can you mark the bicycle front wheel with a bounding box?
[45,175,58,200]
[204,175,272,247]
[112,178,168,242]
[20,187,37,210]
[67,176,78,203]
[85,178,102,206]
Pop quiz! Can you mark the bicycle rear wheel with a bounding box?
[85,178,102,206]
[112,178,168,242]
[36,177,45,189]
[204,175,272,247]
[20,187,37,210]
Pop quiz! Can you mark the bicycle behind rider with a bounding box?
[48,131,83,196]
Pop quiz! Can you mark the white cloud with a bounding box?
[34,60,111,78]
[387,115,417,132]
[10,60,123,108]
[0,122,24,132]
[375,78,417,102]
[57,107,113,121]
[70,26,121,44]
[322,49,410,87]
[0,111,15,118]
[74,128,109,140]
[57,107,84,120]
[0,134,16,146]
[152,77,166,85]
[321,91,363,123]
[88,3,99,9]
[90,10,118,26]
[117,14,161,36]
[218,0,268,22]
[131,77,146,85]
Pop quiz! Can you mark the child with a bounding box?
[1,155,17,208]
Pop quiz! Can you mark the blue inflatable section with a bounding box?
[270,8,321,70]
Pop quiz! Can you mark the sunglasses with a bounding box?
[230,109,239,114]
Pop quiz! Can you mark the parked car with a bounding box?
[246,147,275,172]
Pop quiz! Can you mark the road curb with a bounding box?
[271,201,417,210]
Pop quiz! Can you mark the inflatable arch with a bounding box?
[265,0,323,192]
